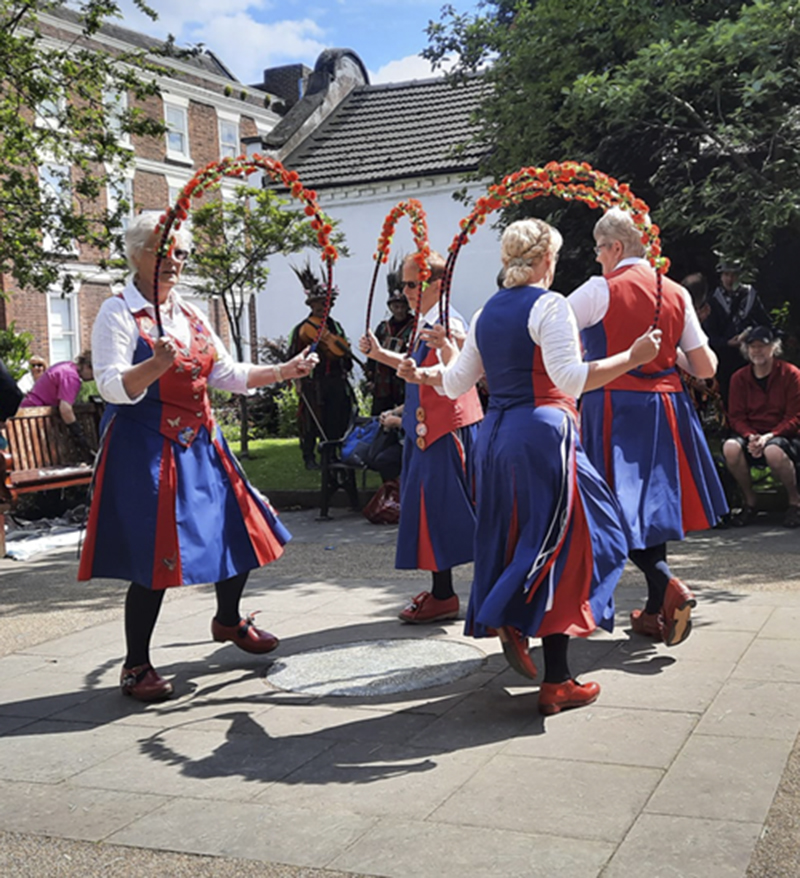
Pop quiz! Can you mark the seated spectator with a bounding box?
[367,405,404,483]
[722,326,800,527]
[17,355,47,395]
[21,351,95,454]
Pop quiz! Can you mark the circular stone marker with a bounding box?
[265,639,486,697]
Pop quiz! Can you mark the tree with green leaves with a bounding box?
[425,1,800,297]
[0,322,33,380]
[0,0,165,296]
[187,185,335,456]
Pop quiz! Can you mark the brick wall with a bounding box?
[188,101,219,167]
[135,170,169,212]
[78,282,113,355]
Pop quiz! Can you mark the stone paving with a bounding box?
[0,508,799,877]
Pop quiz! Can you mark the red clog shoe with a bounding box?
[211,612,279,654]
[630,609,664,640]
[498,626,538,679]
[661,578,696,647]
[398,592,459,624]
[538,679,600,716]
[120,664,173,702]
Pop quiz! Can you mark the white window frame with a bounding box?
[106,170,135,252]
[47,288,80,364]
[39,160,77,255]
[35,95,66,132]
[164,94,191,164]
[218,110,240,160]
[103,85,131,148]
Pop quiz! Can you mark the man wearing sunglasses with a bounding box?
[360,251,483,624]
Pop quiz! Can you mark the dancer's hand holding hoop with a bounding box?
[630,328,662,367]
[358,330,379,358]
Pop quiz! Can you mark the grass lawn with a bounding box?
[228,437,382,493]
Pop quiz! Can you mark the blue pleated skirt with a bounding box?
[395,425,477,571]
[580,387,728,549]
[466,404,629,639]
[79,414,290,589]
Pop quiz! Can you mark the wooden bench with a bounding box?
[0,403,103,556]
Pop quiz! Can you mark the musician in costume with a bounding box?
[569,207,727,647]
[399,220,661,714]
[359,250,483,624]
[78,213,318,702]
[287,264,356,470]
[364,267,415,415]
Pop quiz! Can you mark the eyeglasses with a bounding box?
[401,277,441,290]
[144,247,189,263]
[593,242,613,255]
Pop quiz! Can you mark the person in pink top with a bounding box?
[22,353,93,413]
[21,352,94,452]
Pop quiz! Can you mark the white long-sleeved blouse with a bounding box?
[91,282,252,405]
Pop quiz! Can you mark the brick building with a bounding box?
[2,8,287,366]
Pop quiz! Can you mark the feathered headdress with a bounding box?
[386,256,406,303]
[292,260,338,302]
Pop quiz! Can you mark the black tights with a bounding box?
[542,633,571,684]
[430,569,454,601]
[124,573,249,668]
[628,544,672,614]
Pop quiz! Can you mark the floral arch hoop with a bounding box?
[153,154,339,345]
[440,161,667,334]
[367,198,432,348]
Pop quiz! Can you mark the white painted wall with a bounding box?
[255,174,503,372]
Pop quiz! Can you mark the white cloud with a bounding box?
[192,15,327,83]
[369,53,455,85]
[117,0,272,36]
[115,2,326,83]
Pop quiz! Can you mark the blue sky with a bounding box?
[115,1,482,85]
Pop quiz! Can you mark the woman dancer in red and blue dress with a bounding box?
[360,251,483,624]
[79,213,318,702]
[399,219,661,714]
[569,208,727,646]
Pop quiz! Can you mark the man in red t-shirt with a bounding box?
[723,326,800,527]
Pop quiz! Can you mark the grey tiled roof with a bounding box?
[284,76,490,188]
[45,8,239,81]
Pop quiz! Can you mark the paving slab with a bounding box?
[604,814,761,878]
[646,734,793,823]
[430,752,662,842]
[502,703,698,768]
[329,818,615,878]
[0,781,169,842]
[106,799,378,870]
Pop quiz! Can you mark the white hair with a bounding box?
[740,337,782,360]
[500,219,563,287]
[125,212,192,272]
[594,207,646,258]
